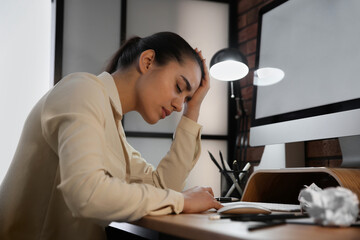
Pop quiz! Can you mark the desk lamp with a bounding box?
[210,48,249,171]
[210,49,285,165]
[210,48,249,97]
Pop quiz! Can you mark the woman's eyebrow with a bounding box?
[180,75,192,91]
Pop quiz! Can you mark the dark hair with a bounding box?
[105,32,204,79]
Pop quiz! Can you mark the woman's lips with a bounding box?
[161,108,166,119]
[161,107,171,119]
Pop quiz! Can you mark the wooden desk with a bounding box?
[109,212,360,240]
[108,167,360,239]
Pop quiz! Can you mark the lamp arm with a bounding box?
[234,89,249,168]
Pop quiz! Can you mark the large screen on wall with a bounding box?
[249,0,360,147]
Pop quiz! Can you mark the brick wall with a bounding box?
[237,0,342,167]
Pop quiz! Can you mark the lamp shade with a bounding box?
[209,48,249,81]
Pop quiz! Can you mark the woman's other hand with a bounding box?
[183,49,210,122]
[181,186,223,213]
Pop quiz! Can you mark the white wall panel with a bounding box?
[62,0,121,76]
[126,137,172,167]
[0,0,52,184]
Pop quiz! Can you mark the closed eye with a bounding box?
[176,84,182,93]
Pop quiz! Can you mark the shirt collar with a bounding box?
[97,71,123,120]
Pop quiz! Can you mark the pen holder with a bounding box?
[220,169,249,199]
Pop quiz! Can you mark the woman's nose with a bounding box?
[172,96,184,112]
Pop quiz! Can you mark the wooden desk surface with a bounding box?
[111,212,360,240]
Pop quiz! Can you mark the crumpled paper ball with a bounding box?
[298,183,359,227]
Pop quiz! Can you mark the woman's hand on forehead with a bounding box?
[183,48,210,122]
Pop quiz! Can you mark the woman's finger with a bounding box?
[213,200,223,210]
[203,186,214,197]
[195,48,210,87]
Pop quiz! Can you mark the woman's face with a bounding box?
[136,58,201,124]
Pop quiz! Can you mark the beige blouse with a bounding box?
[0,72,202,240]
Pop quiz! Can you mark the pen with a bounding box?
[219,150,226,171]
[229,213,308,222]
[247,220,285,231]
[233,160,240,173]
[208,151,223,171]
[208,151,232,183]
[238,162,251,180]
[232,160,241,189]
[215,197,240,203]
[209,214,242,220]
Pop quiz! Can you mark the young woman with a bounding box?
[0,32,222,240]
